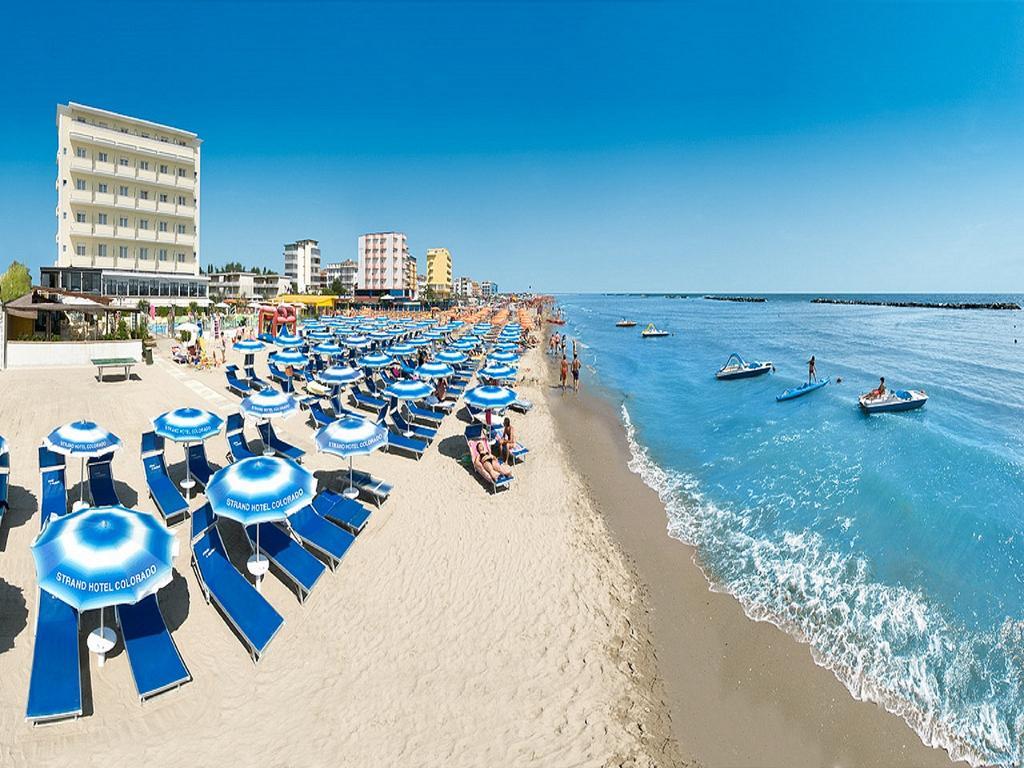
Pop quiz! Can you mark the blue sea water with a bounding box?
[555,293,1024,767]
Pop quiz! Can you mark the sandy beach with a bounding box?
[0,340,679,767]
[543,361,967,768]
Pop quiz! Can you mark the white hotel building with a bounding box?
[283,239,321,294]
[41,103,208,307]
[356,232,417,300]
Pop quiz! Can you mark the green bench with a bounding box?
[91,357,139,382]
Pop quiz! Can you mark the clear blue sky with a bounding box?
[2,1,1024,293]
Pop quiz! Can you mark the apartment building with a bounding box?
[208,271,289,302]
[43,102,208,307]
[425,247,453,297]
[454,276,473,298]
[322,259,358,295]
[356,232,417,300]
[283,239,321,293]
[480,280,498,299]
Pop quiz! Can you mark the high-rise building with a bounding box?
[322,259,358,295]
[480,280,498,298]
[356,232,416,300]
[454,276,473,298]
[43,102,208,307]
[208,271,289,302]
[425,247,453,297]
[283,239,321,293]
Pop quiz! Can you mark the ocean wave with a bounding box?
[619,403,1023,767]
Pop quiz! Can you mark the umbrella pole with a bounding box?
[79,458,86,504]
[181,441,195,499]
[345,456,358,499]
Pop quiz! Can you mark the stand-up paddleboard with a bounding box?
[776,377,830,402]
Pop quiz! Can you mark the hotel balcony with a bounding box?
[137,229,157,242]
[94,224,114,237]
[156,230,175,243]
[94,191,115,205]
[156,172,176,186]
[137,169,156,183]
[94,160,115,175]
[137,198,157,212]
[156,201,175,215]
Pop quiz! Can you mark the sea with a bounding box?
[554,293,1024,767]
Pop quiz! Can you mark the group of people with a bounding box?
[549,333,582,393]
[471,417,518,483]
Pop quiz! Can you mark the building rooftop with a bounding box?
[62,102,199,140]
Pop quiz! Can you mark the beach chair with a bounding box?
[256,422,305,462]
[116,594,191,701]
[307,400,336,429]
[87,453,121,506]
[385,429,427,460]
[465,424,529,464]
[404,401,444,426]
[190,504,284,663]
[225,413,258,463]
[391,410,437,442]
[312,489,372,535]
[351,387,386,413]
[38,447,68,525]
[26,503,81,724]
[267,363,288,386]
[283,505,355,570]
[186,443,215,489]
[244,366,268,391]
[142,450,189,525]
[330,393,358,420]
[466,438,512,494]
[0,451,9,521]
[225,365,253,397]
[244,522,325,603]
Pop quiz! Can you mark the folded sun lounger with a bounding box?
[116,594,191,701]
[283,505,354,571]
[245,522,326,602]
[87,453,121,506]
[0,451,9,521]
[312,489,372,535]
[190,504,284,663]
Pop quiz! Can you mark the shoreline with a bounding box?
[542,358,965,767]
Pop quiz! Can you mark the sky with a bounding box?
[2,0,1024,293]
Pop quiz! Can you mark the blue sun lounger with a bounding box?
[186,443,215,488]
[465,423,529,464]
[140,437,189,525]
[391,410,437,442]
[405,402,444,426]
[38,447,68,525]
[244,366,268,391]
[190,504,284,663]
[312,489,372,535]
[225,413,259,463]
[307,400,335,428]
[116,594,191,701]
[283,505,354,571]
[225,365,253,397]
[386,429,427,459]
[351,388,386,412]
[244,522,325,603]
[256,422,304,463]
[87,453,121,506]
[0,451,9,521]
[27,500,81,724]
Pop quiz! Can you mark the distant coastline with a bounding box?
[811,297,1021,310]
[703,295,766,303]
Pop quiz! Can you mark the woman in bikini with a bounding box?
[474,437,513,482]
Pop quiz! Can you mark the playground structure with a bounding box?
[257,304,299,337]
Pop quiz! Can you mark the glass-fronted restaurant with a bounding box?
[40,267,210,306]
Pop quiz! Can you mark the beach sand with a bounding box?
[0,342,679,767]
[544,367,967,767]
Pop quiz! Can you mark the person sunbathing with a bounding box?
[473,438,513,482]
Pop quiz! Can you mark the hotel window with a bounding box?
[177,168,187,177]
[98,152,108,162]
[140,190,149,200]
[75,147,86,158]
[177,195,186,205]
[75,179,86,190]
[159,164,168,174]
[159,249,168,260]
[158,222,168,232]
[119,216,129,227]
[176,224,186,234]
[76,245,86,256]
[119,185,129,195]
[119,157,129,166]
[177,252,186,262]
[139,219,149,229]
[159,193,168,202]
[97,183,108,193]
[140,248,149,260]
[97,214,107,225]
[139,161,149,170]
[75,212,86,223]
[97,244,107,257]
[119,246,129,258]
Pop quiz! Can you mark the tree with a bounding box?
[0,261,31,303]
[328,278,344,296]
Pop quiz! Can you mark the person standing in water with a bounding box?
[808,355,817,383]
[571,355,581,393]
[559,355,569,391]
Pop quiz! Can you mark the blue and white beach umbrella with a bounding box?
[305,330,333,341]
[368,331,394,341]
[315,416,387,499]
[153,408,225,494]
[274,332,304,348]
[45,421,123,504]
[206,456,314,527]
[387,343,416,357]
[493,342,519,353]
[436,349,468,365]
[415,362,455,380]
[233,339,266,353]
[32,505,177,613]
[449,340,478,352]
[0,435,6,458]
[343,334,372,349]
[405,336,432,348]
[488,351,519,364]
[357,352,394,369]
[383,379,433,402]
[313,341,345,357]
[240,388,299,421]
[464,385,518,411]
[319,365,364,387]
[479,363,517,380]
[269,349,309,369]
[421,331,444,341]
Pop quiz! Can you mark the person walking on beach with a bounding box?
[559,355,569,391]
[571,355,581,392]
[808,355,817,383]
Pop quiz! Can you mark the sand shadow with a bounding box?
[313,468,350,494]
[0,578,28,653]
[157,570,190,633]
[438,435,468,461]
[0,486,37,551]
[112,480,139,508]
